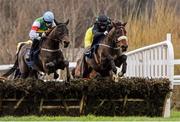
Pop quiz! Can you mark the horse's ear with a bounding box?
[54,19,60,25]
[123,22,127,26]
[65,19,69,25]
[112,21,116,27]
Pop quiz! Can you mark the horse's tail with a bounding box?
[2,42,25,78]
[2,55,18,78]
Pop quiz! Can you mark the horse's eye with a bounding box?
[116,31,121,35]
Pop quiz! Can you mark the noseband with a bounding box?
[114,26,128,43]
[96,25,127,50]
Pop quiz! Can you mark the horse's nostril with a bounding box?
[121,45,128,51]
[121,45,128,48]
[64,41,69,48]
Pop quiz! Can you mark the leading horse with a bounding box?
[73,21,128,79]
[3,20,71,82]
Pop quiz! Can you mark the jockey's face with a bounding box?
[45,21,53,28]
[98,22,107,31]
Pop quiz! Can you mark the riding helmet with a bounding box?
[43,11,54,23]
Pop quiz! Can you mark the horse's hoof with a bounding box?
[54,73,59,79]
[46,62,55,68]
[113,68,117,74]
[64,61,69,66]
[112,74,118,82]
[118,72,124,77]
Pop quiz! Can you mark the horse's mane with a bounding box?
[45,22,67,36]
[107,21,126,41]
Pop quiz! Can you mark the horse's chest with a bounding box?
[41,52,63,61]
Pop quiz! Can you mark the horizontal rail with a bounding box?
[174,59,180,65]
[174,75,180,85]
[126,41,167,55]
[0,64,13,71]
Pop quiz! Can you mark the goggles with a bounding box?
[45,22,52,27]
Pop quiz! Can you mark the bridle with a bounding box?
[97,25,128,50]
[40,25,68,53]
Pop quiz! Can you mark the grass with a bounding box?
[0,111,179,121]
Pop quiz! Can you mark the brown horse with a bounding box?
[3,20,71,81]
[73,21,128,79]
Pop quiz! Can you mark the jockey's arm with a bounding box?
[29,21,41,40]
[92,24,104,36]
[44,21,56,35]
[84,27,93,48]
[51,20,56,27]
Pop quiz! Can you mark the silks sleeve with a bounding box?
[84,27,93,48]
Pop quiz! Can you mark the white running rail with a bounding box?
[125,33,177,117]
[126,33,174,85]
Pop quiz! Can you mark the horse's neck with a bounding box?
[102,32,115,47]
[41,27,60,49]
[42,38,59,49]
[101,30,121,56]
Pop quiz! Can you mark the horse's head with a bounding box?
[110,21,128,52]
[49,20,70,48]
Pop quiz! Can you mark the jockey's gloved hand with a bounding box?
[104,31,108,35]
[36,36,41,40]
[34,33,41,40]
[41,32,46,37]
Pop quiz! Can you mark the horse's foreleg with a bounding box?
[53,71,59,79]
[20,72,29,79]
[13,68,21,79]
[121,62,127,74]
[118,54,127,77]
[64,60,71,83]
[109,70,118,82]
[107,55,117,74]
[29,69,38,79]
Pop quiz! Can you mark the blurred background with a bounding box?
[0,0,179,65]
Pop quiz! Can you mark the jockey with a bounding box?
[29,11,56,62]
[84,15,112,58]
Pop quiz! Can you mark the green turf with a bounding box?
[0,111,180,121]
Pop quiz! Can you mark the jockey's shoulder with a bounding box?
[34,17,44,23]
[87,26,93,31]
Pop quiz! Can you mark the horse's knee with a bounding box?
[46,62,55,68]
[21,72,28,79]
[54,72,59,79]
[45,62,56,73]
[64,60,69,67]
[121,62,127,74]
[121,54,127,61]
[112,67,117,74]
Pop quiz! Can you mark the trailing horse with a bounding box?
[73,21,128,80]
[3,20,71,82]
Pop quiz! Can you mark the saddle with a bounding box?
[16,40,32,54]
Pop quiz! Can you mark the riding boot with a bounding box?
[29,39,39,62]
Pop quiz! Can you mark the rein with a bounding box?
[40,26,63,53]
[98,43,121,50]
[97,35,128,50]
[41,48,62,52]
